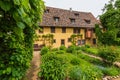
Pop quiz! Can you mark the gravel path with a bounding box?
[25,51,40,80]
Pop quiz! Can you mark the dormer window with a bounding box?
[70,18,75,24]
[84,19,91,24]
[74,13,79,16]
[44,9,49,13]
[54,17,60,22]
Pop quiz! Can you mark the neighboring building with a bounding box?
[34,7,98,49]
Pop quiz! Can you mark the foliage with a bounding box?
[51,48,59,52]
[97,66,120,76]
[98,46,119,64]
[41,34,54,47]
[40,46,49,55]
[0,0,45,79]
[69,66,103,80]
[56,50,65,54]
[59,45,66,51]
[83,66,103,80]
[66,45,76,54]
[39,53,67,80]
[70,34,82,45]
[78,53,106,66]
[96,0,120,45]
[70,58,80,65]
[69,66,82,80]
[84,44,90,48]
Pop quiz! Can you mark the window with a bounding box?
[61,39,65,45]
[93,28,95,33]
[81,40,86,45]
[44,9,49,13]
[39,27,43,33]
[74,13,79,16]
[54,17,59,22]
[51,27,55,33]
[84,19,91,24]
[53,39,56,43]
[93,38,96,44]
[68,38,71,42]
[62,27,66,33]
[78,40,81,45]
[70,18,75,24]
[73,28,80,34]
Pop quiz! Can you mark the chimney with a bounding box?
[69,8,72,12]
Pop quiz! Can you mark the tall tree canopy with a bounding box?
[96,0,120,45]
[0,0,45,79]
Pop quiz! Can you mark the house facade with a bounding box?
[34,7,98,49]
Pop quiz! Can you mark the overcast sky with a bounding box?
[43,0,109,17]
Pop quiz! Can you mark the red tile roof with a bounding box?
[40,7,98,28]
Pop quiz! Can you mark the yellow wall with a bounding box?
[34,27,96,48]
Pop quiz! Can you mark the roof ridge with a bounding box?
[46,6,91,14]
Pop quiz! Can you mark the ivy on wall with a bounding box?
[0,0,45,79]
[70,34,82,45]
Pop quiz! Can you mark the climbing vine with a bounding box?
[0,0,45,79]
[42,34,54,47]
[70,34,82,45]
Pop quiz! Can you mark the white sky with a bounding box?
[43,0,109,17]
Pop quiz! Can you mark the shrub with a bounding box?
[40,46,49,55]
[85,45,90,48]
[80,46,86,51]
[98,46,119,64]
[59,45,66,51]
[86,48,98,55]
[98,66,120,76]
[69,66,103,80]
[39,53,67,80]
[83,66,103,80]
[67,45,76,54]
[69,66,82,80]
[51,48,58,52]
[56,50,65,54]
[70,58,80,65]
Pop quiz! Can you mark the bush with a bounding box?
[70,58,80,65]
[86,48,98,55]
[69,66,82,80]
[83,66,103,80]
[39,53,67,80]
[85,45,90,48]
[80,46,86,51]
[51,48,58,52]
[59,45,66,51]
[98,46,119,64]
[69,66,103,80]
[40,46,49,55]
[56,50,65,54]
[67,45,77,54]
[98,66,120,76]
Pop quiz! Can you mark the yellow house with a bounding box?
[34,7,98,50]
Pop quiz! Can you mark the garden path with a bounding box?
[25,51,40,80]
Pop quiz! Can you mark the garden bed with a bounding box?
[38,46,120,80]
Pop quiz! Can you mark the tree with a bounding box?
[96,0,120,45]
[0,0,45,79]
